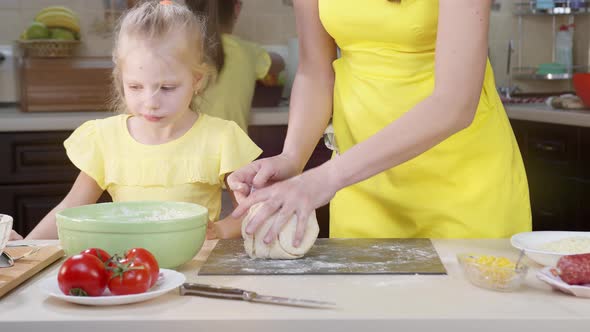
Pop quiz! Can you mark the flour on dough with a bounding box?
[241,203,319,259]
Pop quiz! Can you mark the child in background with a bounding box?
[21,1,260,240]
[185,0,285,133]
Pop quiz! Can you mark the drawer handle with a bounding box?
[532,142,563,153]
[537,209,557,217]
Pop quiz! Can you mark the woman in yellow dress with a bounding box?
[228,0,531,245]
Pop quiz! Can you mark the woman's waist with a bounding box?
[336,47,435,80]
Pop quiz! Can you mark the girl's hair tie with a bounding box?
[160,0,173,5]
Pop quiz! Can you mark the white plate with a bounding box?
[39,268,185,306]
[510,231,590,266]
[537,266,590,298]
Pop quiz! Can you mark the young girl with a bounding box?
[23,1,260,240]
[185,0,285,133]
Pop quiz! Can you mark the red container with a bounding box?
[573,73,590,108]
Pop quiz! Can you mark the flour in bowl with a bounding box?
[538,237,590,254]
[113,207,193,221]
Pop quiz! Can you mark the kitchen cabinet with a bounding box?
[510,119,589,231]
[248,125,332,237]
[576,128,590,230]
[0,131,110,236]
[0,183,72,236]
[576,181,590,231]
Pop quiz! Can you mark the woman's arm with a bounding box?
[227,0,337,198]
[25,172,104,240]
[236,0,492,245]
[282,0,337,172]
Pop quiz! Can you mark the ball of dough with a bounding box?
[242,203,319,259]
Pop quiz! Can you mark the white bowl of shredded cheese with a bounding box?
[510,231,590,266]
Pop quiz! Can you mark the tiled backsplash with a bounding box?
[0,0,588,93]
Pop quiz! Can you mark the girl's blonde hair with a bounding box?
[110,1,215,113]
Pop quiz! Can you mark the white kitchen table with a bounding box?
[1,238,589,332]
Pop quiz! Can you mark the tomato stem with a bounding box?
[69,288,89,297]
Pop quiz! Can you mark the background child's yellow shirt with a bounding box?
[199,34,271,132]
[63,113,262,221]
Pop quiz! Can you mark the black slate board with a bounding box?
[199,238,447,275]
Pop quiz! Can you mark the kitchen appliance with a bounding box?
[199,238,446,275]
[0,44,19,104]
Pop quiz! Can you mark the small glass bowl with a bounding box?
[457,253,528,292]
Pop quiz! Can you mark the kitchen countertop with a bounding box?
[1,104,590,132]
[0,105,290,132]
[2,103,590,132]
[505,104,590,127]
[1,239,589,332]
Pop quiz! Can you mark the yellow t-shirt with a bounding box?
[63,113,262,221]
[199,34,271,132]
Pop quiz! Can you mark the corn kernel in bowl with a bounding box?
[457,254,528,292]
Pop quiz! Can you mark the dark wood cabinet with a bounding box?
[0,131,114,237]
[0,131,78,184]
[510,119,589,231]
[0,131,77,236]
[248,125,332,237]
[0,183,72,236]
[579,127,590,178]
[527,170,577,231]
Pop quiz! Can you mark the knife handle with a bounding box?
[180,283,256,301]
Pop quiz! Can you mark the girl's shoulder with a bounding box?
[74,114,128,136]
[222,34,267,57]
[92,113,129,132]
[76,114,127,134]
[68,114,128,147]
[193,113,255,150]
[197,113,239,133]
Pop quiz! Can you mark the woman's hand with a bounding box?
[227,153,301,204]
[232,163,340,247]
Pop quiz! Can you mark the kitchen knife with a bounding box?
[180,283,336,309]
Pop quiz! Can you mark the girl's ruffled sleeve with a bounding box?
[63,120,106,189]
[254,45,272,80]
[218,121,262,182]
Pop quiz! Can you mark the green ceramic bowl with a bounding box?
[57,201,208,269]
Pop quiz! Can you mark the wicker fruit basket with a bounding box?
[17,40,80,58]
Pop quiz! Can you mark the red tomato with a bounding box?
[80,248,111,264]
[107,258,151,295]
[125,248,159,288]
[57,254,108,296]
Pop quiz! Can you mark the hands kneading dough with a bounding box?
[242,203,319,259]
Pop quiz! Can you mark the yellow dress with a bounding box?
[64,113,262,222]
[199,34,271,132]
[319,0,531,238]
